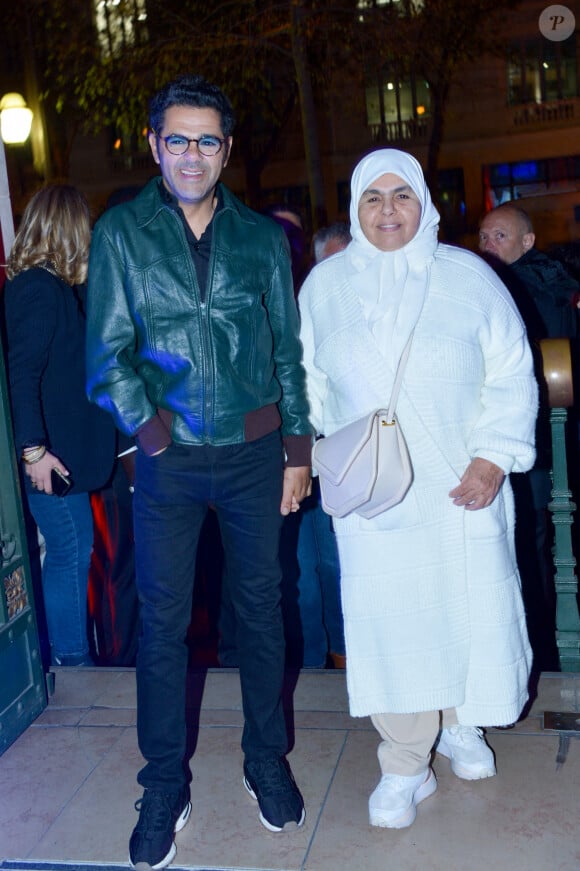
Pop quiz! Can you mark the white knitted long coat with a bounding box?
[299,243,538,727]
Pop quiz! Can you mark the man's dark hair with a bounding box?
[149,74,236,137]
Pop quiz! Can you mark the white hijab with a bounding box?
[345,149,440,367]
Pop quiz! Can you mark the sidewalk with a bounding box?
[1,668,579,871]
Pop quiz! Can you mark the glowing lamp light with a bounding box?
[416,105,426,116]
[0,93,33,144]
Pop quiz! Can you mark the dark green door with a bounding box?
[0,327,47,755]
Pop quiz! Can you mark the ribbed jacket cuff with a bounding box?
[283,434,312,467]
[136,413,172,456]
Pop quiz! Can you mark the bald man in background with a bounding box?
[479,203,579,671]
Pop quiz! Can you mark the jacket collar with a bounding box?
[135,177,258,228]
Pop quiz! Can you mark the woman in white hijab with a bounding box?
[299,149,537,829]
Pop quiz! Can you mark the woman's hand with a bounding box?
[25,450,69,495]
[449,458,504,510]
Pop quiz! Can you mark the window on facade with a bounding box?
[93,0,149,158]
[507,37,577,104]
[356,0,423,22]
[94,0,148,57]
[109,127,151,166]
[357,0,423,10]
[483,155,580,207]
[438,168,466,238]
[366,69,430,141]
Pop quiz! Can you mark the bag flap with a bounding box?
[356,416,413,518]
[312,410,387,486]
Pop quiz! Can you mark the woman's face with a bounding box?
[358,173,422,251]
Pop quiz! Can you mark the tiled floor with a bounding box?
[1,668,579,871]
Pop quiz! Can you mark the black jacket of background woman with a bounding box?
[3,266,116,496]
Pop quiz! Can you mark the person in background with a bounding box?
[88,186,143,668]
[3,184,116,667]
[547,239,580,287]
[85,74,312,870]
[281,222,352,668]
[263,203,310,292]
[218,202,312,667]
[478,204,578,340]
[219,214,349,670]
[479,203,579,670]
[299,149,537,831]
[88,427,139,666]
[312,222,352,264]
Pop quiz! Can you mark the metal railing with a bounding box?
[512,99,577,128]
[540,338,580,672]
[369,116,430,144]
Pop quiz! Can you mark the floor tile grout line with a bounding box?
[22,724,133,862]
[4,671,580,871]
[2,864,262,871]
[32,720,562,734]
[299,728,350,871]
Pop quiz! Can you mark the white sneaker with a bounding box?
[368,768,437,829]
[436,726,496,780]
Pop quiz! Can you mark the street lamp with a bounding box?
[0,93,33,145]
[0,93,34,258]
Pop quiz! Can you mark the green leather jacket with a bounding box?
[86,179,311,462]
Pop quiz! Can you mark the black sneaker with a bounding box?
[243,757,305,832]
[129,785,191,870]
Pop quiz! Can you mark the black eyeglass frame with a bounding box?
[153,130,226,157]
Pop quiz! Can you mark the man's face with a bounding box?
[478,210,534,265]
[357,173,422,252]
[149,105,232,210]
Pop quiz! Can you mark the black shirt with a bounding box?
[160,180,223,303]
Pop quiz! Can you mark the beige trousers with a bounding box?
[370,709,459,776]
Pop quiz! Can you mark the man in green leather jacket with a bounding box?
[86,74,312,870]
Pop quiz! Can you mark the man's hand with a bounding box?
[280,466,312,515]
[449,457,504,511]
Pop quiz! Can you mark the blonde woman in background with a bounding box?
[3,184,115,666]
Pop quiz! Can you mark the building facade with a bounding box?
[1,0,579,249]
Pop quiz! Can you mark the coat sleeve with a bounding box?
[86,220,163,445]
[264,230,313,444]
[468,278,538,475]
[297,273,328,437]
[4,271,57,451]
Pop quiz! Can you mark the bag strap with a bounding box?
[386,330,415,422]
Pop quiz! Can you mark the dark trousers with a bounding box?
[512,466,558,670]
[133,432,287,791]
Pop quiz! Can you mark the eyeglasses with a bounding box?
[155,132,225,157]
